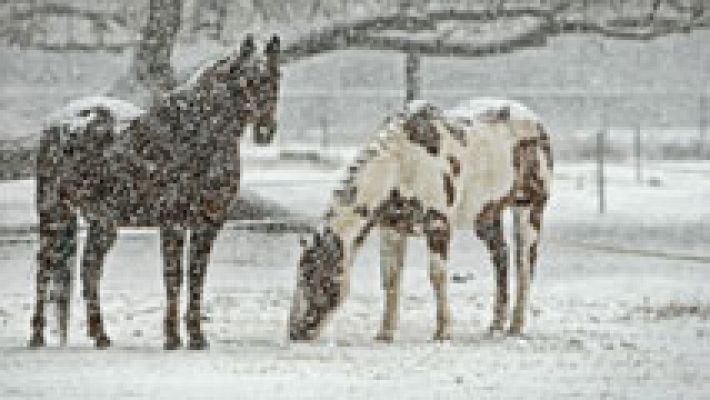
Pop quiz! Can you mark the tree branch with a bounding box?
[279,1,709,63]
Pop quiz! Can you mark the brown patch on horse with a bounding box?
[478,106,511,124]
[496,106,510,121]
[373,188,426,234]
[476,135,550,227]
[446,155,461,176]
[353,204,369,217]
[403,108,441,156]
[443,121,467,147]
[354,219,376,249]
[443,174,455,207]
[510,138,546,207]
[424,209,450,260]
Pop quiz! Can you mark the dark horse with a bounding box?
[29,34,281,350]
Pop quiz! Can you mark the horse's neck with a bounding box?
[323,130,403,258]
[325,209,367,254]
[128,91,240,158]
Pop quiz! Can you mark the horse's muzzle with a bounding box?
[288,319,318,341]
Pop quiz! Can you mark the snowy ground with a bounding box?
[0,159,709,399]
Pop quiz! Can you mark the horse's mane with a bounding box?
[175,36,264,95]
[327,111,409,216]
[326,101,455,220]
[178,54,235,93]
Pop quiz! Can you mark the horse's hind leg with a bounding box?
[161,226,185,350]
[510,204,543,335]
[375,229,406,342]
[81,220,117,348]
[425,211,452,341]
[475,210,509,333]
[186,225,219,350]
[30,206,76,347]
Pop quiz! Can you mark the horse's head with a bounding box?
[289,227,346,341]
[226,34,281,146]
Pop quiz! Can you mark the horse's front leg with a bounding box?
[510,206,542,335]
[55,216,78,347]
[160,227,185,350]
[375,229,406,342]
[81,220,117,348]
[186,225,219,350]
[425,211,452,341]
[29,227,56,347]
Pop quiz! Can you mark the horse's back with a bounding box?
[445,99,552,229]
[45,96,143,132]
[445,98,540,123]
[38,97,144,213]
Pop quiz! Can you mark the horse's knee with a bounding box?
[424,210,450,261]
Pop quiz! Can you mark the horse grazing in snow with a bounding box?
[289,99,553,341]
[29,34,281,350]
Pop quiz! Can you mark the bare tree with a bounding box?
[134,0,183,91]
[110,0,183,104]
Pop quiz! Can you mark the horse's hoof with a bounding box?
[94,334,111,349]
[28,334,45,348]
[508,325,524,336]
[488,323,505,333]
[164,336,182,350]
[433,330,452,341]
[485,327,506,340]
[88,321,106,340]
[374,331,393,343]
[188,335,209,350]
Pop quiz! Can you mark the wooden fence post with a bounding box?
[700,94,707,159]
[405,51,420,104]
[597,128,606,214]
[634,124,642,183]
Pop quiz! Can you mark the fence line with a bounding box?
[0,219,316,244]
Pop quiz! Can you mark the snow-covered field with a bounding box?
[0,160,709,399]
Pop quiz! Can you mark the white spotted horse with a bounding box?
[289,99,553,341]
[30,34,281,349]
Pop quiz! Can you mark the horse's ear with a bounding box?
[239,34,255,58]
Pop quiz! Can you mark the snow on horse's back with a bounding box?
[446,98,540,123]
[45,96,144,133]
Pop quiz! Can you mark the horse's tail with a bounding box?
[512,122,553,282]
[37,124,79,345]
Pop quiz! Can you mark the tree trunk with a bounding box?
[134,0,183,93]
[109,0,183,105]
